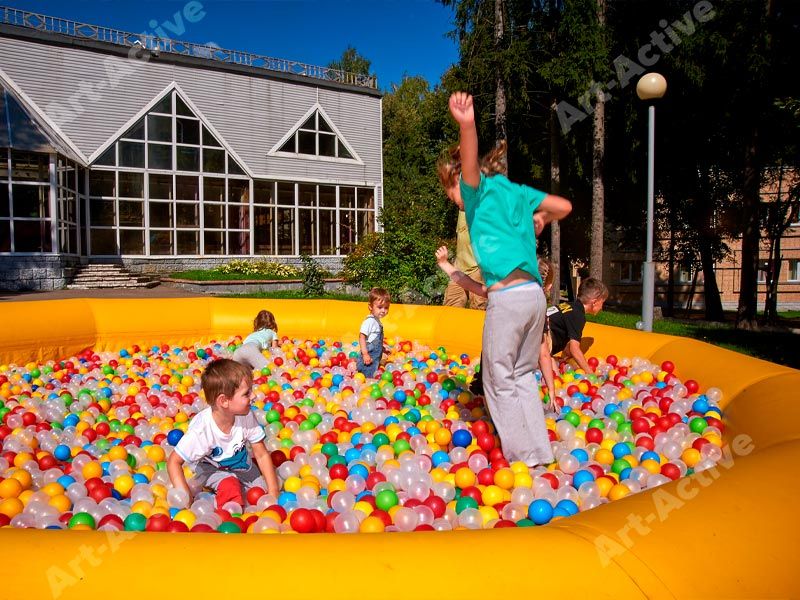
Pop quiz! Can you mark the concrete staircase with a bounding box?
[66,264,160,289]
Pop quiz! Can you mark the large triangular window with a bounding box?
[273,105,358,161]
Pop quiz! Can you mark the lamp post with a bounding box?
[636,73,667,333]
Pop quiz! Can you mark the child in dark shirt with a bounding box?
[547,278,608,372]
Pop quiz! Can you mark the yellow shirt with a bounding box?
[454,211,479,275]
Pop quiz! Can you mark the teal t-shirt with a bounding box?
[460,173,547,287]
[243,328,277,350]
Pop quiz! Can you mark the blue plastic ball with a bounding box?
[54,445,71,461]
[452,429,472,448]
[528,499,554,525]
[570,448,589,463]
[692,397,709,413]
[572,469,595,488]
[556,499,579,516]
[167,429,184,446]
[431,451,450,467]
[612,442,630,459]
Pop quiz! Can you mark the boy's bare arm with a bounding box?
[566,339,592,372]
[436,246,488,298]
[359,332,372,365]
[167,451,192,502]
[537,194,573,225]
[251,440,280,497]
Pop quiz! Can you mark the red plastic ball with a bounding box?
[289,508,316,533]
[585,427,603,444]
[246,486,266,506]
[661,463,681,480]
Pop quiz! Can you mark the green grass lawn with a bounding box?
[588,309,799,369]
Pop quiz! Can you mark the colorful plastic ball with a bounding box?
[375,489,399,511]
[123,513,147,532]
[167,429,184,446]
[455,496,479,514]
[452,429,472,448]
[527,499,554,525]
[689,417,708,434]
[572,469,595,488]
[53,445,71,461]
[556,500,579,516]
[217,521,242,534]
[289,508,316,533]
[68,512,96,530]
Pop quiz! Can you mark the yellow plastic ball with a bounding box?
[608,484,631,501]
[454,467,476,489]
[359,515,385,533]
[0,497,24,518]
[681,448,702,468]
[0,478,23,500]
[493,468,515,490]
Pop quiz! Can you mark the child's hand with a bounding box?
[435,246,450,265]
[449,92,475,127]
[362,353,373,365]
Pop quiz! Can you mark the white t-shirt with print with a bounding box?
[360,315,382,343]
[175,407,265,472]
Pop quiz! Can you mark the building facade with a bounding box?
[0,7,383,290]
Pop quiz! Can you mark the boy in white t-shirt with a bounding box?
[167,359,280,508]
[356,287,390,378]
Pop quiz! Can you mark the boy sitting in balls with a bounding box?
[167,358,279,508]
[546,277,608,373]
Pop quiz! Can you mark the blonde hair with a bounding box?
[368,287,391,306]
[253,310,278,334]
[437,140,508,190]
[538,257,555,291]
[201,359,252,406]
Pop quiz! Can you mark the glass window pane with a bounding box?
[149,230,173,255]
[277,182,294,206]
[177,146,200,172]
[254,180,274,205]
[202,148,225,173]
[150,95,172,114]
[228,156,246,176]
[228,180,248,203]
[319,209,336,255]
[13,185,50,218]
[340,187,355,209]
[149,174,173,200]
[89,171,115,197]
[319,133,335,157]
[277,207,294,255]
[176,95,193,117]
[319,186,336,208]
[176,176,199,201]
[148,144,172,170]
[149,201,173,228]
[177,230,199,255]
[203,178,225,202]
[298,131,315,155]
[119,142,145,168]
[0,184,7,217]
[120,229,145,255]
[254,205,274,255]
[57,195,76,223]
[278,136,295,153]
[203,203,224,229]
[227,204,249,230]
[148,115,172,142]
[300,115,315,130]
[204,231,224,254]
[176,118,200,145]
[338,141,353,160]
[202,126,222,147]
[90,199,115,226]
[122,120,145,140]
[66,166,77,191]
[228,231,249,254]
[340,209,356,249]
[176,203,199,228]
[0,220,9,252]
[119,172,144,198]
[90,228,117,255]
[357,188,375,209]
[94,146,116,167]
[12,152,49,182]
[318,116,332,133]
[119,200,144,227]
[358,210,375,236]
[298,184,315,207]
[298,209,315,255]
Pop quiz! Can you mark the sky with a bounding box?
[6,0,460,90]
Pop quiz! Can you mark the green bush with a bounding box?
[214,259,301,279]
[300,254,326,297]
[342,229,448,304]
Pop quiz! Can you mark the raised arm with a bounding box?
[535,194,573,227]
[449,92,480,188]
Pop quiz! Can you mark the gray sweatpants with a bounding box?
[482,282,554,468]
[232,342,268,371]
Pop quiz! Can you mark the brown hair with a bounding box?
[538,257,555,291]
[577,278,609,303]
[201,358,252,406]
[436,140,508,190]
[368,287,390,306]
[253,309,278,334]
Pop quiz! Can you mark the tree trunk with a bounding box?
[494,0,507,142]
[549,96,561,306]
[699,236,724,321]
[666,205,675,317]
[589,0,606,281]
[736,127,761,329]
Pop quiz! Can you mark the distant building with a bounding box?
[0,6,382,290]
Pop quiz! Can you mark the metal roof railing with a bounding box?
[0,5,378,90]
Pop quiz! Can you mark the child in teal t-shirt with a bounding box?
[232,309,279,371]
[437,91,572,468]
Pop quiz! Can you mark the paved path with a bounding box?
[0,285,206,302]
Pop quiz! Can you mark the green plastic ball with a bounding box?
[123,513,147,531]
[375,489,399,511]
